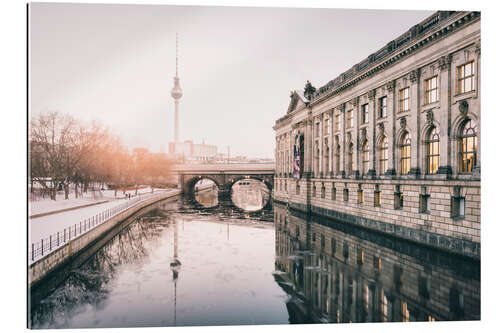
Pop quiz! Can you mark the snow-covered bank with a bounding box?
[29,187,170,217]
[28,189,178,264]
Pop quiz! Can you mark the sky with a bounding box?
[29,3,433,158]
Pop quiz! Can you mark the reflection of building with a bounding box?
[273,203,480,323]
[273,11,480,259]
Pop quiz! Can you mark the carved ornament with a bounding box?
[426,109,434,124]
[459,100,469,117]
[410,69,420,83]
[386,80,395,93]
[378,122,385,134]
[368,89,376,100]
[400,116,407,129]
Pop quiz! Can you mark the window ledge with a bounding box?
[454,90,476,99]
[422,101,439,108]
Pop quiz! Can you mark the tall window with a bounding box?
[399,87,409,112]
[379,96,387,118]
[362,104,369,124]
[347,110,353,128]
[379,136,388,174]
[400,132,411,175]
[457,61,475,94]
[427,127,440,174]
[362,141,370,175]
[315,122,320,138]
[335,114,341,132]
[459,119,477,173]
[425,76,438,104]
[325,118,331,135]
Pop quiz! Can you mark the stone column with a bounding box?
[329,110,334,177]
[473,42,481,175]
[289,130,294,176]
[368,89,377,178]
[319,114,324,177]
[408,69,421,177]
[385,80,396,176]
[351,97,360,179]
[304,111,313,177]
[340,104,346,178]
[436,54,453,176]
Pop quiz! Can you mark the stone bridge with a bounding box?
[170,163,275,199]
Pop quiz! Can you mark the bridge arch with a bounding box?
[228,175,273,194]
[228,176,273,211]
[183,175,223,196]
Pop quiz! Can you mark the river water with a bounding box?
[29,189,480,328]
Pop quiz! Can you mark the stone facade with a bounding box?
[273,11,480,259]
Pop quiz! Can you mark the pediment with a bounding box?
[287,91,308,114]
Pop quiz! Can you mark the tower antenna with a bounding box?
[171,32,183,143]
[175,32,179,77]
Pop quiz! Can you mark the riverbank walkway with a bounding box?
[28,188,179,265]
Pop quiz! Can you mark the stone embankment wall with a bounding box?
[274,178,480,259]
[28,190,180,288]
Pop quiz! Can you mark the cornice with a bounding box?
[308,11,480,107]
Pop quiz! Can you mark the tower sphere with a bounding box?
[171,77,183,99]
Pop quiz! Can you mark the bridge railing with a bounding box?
[28,191,167,264]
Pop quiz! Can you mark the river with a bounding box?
[29,188,480,328]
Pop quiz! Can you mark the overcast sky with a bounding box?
[29,3,432,158]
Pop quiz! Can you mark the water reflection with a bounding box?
[30,213,170,328]
[30,201,288,328]
[273,203,480,323]
[194,179,219,208]
[231,179,270,211]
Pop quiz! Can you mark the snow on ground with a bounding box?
[29,187,166,216]
[28,188,179,263]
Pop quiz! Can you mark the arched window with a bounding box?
[426,127,440,174]
[362,141,370,175]
[400,132,411,175]
[347,142,353,175]
[379,136,388,174]
[459,119,477,173]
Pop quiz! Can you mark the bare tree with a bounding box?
[30,112,99,200]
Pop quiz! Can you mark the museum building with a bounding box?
[273,11,480,259]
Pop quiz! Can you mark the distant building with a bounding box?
[168,140,218,163]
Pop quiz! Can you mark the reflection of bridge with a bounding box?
[170,163,275,199]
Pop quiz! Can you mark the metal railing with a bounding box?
[28,191,167,264]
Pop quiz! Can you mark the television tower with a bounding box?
[171,33,183,143]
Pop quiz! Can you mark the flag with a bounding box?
[293,135,301,179]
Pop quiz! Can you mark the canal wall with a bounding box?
[274,178,480,260]
[28,190,181,289]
